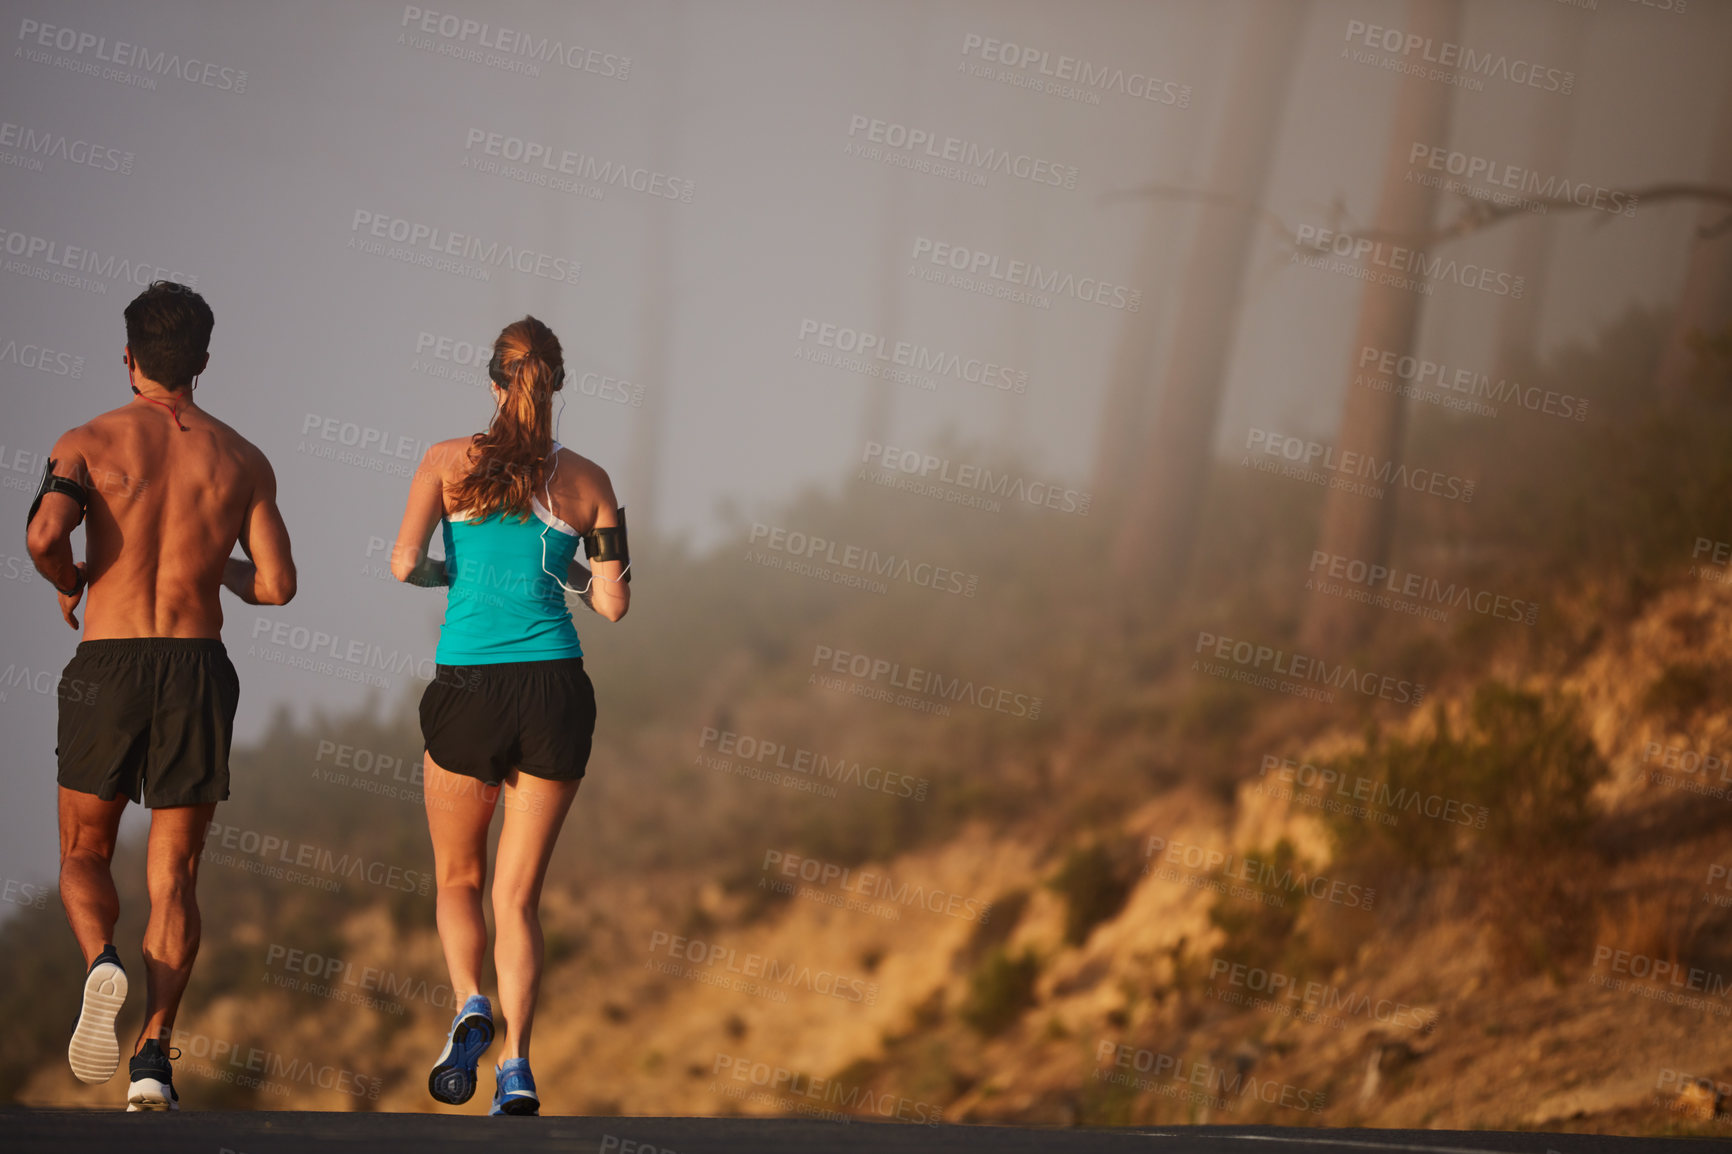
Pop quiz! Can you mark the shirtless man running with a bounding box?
[25,281,297,1110]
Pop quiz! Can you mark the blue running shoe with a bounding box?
[428,994,494,1104]
[491,1057,539,1116]
[69,944,127,1084]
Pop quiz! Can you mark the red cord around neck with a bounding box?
[133,384,190,431]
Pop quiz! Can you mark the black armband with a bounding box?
[27,458,88,529]
[582,506,631,583]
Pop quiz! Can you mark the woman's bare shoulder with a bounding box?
[553,447,617,512]
[425,436,476,472]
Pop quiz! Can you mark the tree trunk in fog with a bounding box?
[1654,49,1732,406]
[1300,0,1462,654]
[629,207,672,535]
[860,164,905,451]
[1109,0,1311,594]
[1091,200,1177,504]
[858,10,926,452]
[626,3,682,535]
[1490,17,1584,376]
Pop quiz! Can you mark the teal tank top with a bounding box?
[435,484,584,666]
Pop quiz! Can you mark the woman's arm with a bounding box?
[553,451,628,621]
[392,443,451,586]
[582,472,629,622]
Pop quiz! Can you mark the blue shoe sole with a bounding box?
[428,1013,494,1104]
[492,1093,540,1116]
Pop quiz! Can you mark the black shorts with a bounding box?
[419,657,596,785]
[57,638,240,808]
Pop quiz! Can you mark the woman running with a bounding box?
[390,316,630,1116]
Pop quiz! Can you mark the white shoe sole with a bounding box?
[125,1076,178,1111]
[68,961,127,1084]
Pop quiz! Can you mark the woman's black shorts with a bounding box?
[419,657,596,785]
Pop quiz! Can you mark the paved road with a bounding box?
[2,1113,1711,1154]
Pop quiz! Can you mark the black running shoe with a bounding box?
[126,1038,179,1112]
[68,944,127,1084]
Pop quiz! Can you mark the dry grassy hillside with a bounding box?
[17,577,1730,1137]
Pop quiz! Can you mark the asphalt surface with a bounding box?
[1,1113,1715,1154]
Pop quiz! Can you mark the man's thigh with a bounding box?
[146,803,220,878]
[58,786,128,862]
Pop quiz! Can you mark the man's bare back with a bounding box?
[30,396,294,638]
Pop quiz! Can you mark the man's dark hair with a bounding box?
[124,281,213,392]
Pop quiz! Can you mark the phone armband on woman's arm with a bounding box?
[27,457,88,528]
[582,507,631,583]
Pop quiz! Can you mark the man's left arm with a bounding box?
[24,432,90,629]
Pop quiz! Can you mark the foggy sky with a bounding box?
[2,0,1725,904]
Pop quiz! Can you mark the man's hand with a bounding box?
[56,562,86,629]
[222,556,263,605]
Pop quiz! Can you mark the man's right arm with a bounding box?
[223,453,296,606]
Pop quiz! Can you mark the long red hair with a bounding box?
[448,317,564,521]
